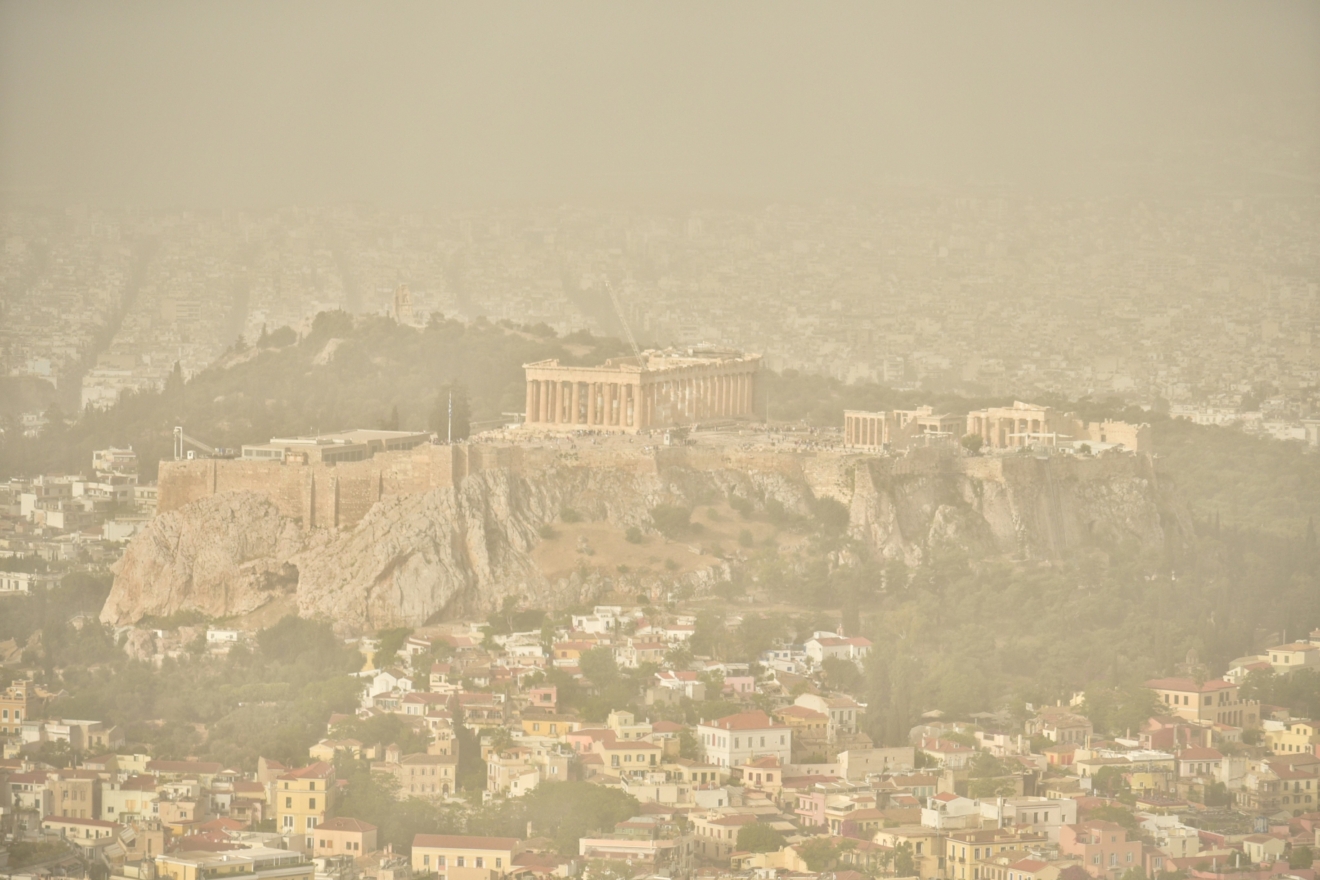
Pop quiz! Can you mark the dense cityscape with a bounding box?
[3,195,1318,439]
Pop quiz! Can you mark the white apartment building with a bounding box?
[696,710,791,768]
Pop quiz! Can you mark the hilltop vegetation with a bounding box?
[0,312,631,481]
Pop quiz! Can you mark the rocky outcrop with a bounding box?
[102,445,1190,632]
[102,491,305,624]
[848,448,1188,565]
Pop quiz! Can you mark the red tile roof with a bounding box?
[705,710,784,731]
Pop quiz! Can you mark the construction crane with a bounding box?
[173,426,226,460]
[604,279,645,368]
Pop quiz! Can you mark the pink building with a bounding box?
[1059,822,1143,879]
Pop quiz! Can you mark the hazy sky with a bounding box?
[2,1,1317,206]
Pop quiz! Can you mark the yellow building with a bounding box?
[411,834,522,879]
[1,679,36,736]
[594,738,663,779]
[275,762,335,853]
[1143,677,1259,727]
[1267,720,1320,756]
[942,829,1050,880]
[519,714,580,738]
[873,826,943,880]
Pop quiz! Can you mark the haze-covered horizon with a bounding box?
[2,1,1318,208]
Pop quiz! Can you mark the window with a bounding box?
[496,859,502,868]
[286,797,293,808]
[423,856,430,866]
[283,816,294,829]
[457,857,465,867]
[476,858,484,868]
[308,798,316,809]
[438,856,446,867]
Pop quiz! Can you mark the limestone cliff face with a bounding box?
[102,446,1190,632]
[102,491,304,624]
[848,448,1189,565]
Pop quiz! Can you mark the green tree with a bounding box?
[650,504,694,539]
[1290,846,1313,869]
[374,627,414,664]
[894,842,916,877]
[798,837,844,872]
[737,823,786,853]
[522,782,639,855]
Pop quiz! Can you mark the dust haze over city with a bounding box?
[1,3,1320,879]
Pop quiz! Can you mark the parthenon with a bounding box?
[522,348,761,432]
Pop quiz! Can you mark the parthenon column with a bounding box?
[526,381,537,423]
[587,382,598,425]
[571,382,582,426]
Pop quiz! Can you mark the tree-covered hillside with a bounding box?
[0,313,631,480]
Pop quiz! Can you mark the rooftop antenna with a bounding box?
[604,279,645,368]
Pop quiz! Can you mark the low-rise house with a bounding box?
[697,710,792,768]
[595,738,664,779]
[372,752,457,799]
[978,796,1078,837]
[942,828,1051,880]
[102,776,158,823]
[1266,719,1320,757]
[1026,708,1093,745]
[873,825,943,880]
[652,670,706,701]
[578,815,691,873]
[314,817,378,858]
[1268,643,1320,674]
[42,814,119,843]
[838,747,915,780]
[1242,834,1286,864]
[794,693,864,738]
[690,812,757,862]
[1176,747,1223,779]
[1143,678,1259,728]
[411,834,523,878]
[923,792,979,830]
[804,634,873,666]
[918,737,975,770]
[1058,821,1143,879]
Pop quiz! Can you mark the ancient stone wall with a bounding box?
[158,445,460,529]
